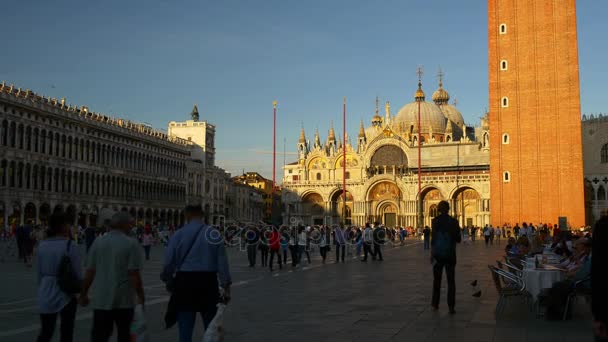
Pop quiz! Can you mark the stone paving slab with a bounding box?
[0,239,594,341]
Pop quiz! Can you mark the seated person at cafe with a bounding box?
[509,236,530,257]
[505,237,516,254]
[544,238,592,320]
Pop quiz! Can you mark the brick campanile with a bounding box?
[488,0,585,227]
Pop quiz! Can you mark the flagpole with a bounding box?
[272,100,277,224]
[342,97,347,225]
[416,67,423,230]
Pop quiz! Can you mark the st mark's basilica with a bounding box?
[282,74,491,228]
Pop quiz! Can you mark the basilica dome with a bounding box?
[439,104,465,127]
[393,100,447,134]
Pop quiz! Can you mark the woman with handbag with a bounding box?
[36,212,82,342]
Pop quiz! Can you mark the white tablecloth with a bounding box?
[523,268,565,300]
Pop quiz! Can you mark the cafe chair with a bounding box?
[563,276,592,321]
[488,265,527,319]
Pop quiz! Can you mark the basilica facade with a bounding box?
[281,78,491,228]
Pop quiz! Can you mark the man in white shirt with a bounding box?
[361,223,375,262]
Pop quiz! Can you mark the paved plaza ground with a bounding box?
[0,238,594,341]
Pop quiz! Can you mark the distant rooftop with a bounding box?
[0,81,193,147]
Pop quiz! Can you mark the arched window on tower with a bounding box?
[502,133,510,144]
[503,171,511,183]
[601,143,608,164]
[500,60,508,71]
[502,97,509,108]
[500,24,507,34]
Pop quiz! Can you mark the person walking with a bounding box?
[334,225,347,263]
[423,226,431,250]
[319,226,330,264]
[36,212,82,342]
[259,227,269,267]
[79,211,145,342]
[161,204,231,342]
[483,225,491,246]
[280,227,290,265]
[355,227,363,257]
[289,227,299,266]
[489,225,495,245]
[245,226,259,267]
[268,226,282,271]
[297,226,311,265]
[361,223,374,262]
[495,227,502,245]
[430,200,461,314]
[372,223,385,261]
[142,228,154,261]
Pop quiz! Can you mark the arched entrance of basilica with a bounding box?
[420,187,443,227]
[330,190,353,225]
[453,187,481,228]
[367,181,402,227]
[302,192,325,225]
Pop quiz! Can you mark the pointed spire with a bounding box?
[299,125,306,143]
[328,121,336,141]
[445,120,453,133]
[191,104,200,122]
[415,66,426,102]
[358,120,366,138]
[314,128,321,147]
[385,101,391,124]
[372,96,383,126]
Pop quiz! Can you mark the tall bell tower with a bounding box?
[489,0,585,227]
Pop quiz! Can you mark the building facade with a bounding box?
[227,179,265,224]
[282,79,491,228]
[582,114,608,223]
[168,110,231,226]
[0,83,191,228]
[233,172,274,221]
[488,0,585,227]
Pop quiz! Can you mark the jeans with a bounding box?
[297,245,310,264]
[269,249,282,269]
[37,298,77,342]
[260,247,269,267]
[362,242,374,260]
[423,238,430,250]
[92,308,134,342]
[373,243,383,260]
[247,243,257,266]
[319,246,329,262]
[289,245,298,266]
[432,260,456,309]
[177,308,218,342]
[143,245,151,260]
[335,243,345,262]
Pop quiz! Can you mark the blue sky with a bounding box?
[1,0,606,178]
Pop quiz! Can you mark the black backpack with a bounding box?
[57,240,81,294]
[433,229,454,260]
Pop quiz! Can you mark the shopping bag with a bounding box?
[202,303,226,342]
[130,305,150,342]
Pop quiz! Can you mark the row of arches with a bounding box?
[0,201,185,227]
[296,182,487,228]
[0,160,186,202]
[1,119,187,178]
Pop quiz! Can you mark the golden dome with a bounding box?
[432,87,450,105]
[414,82,426,102]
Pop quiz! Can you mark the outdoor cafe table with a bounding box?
[522,265,565,300]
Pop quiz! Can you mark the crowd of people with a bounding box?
[2,203,605,341]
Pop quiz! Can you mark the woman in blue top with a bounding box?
[36,212,82,342]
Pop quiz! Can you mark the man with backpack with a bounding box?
[430,200,461,314]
